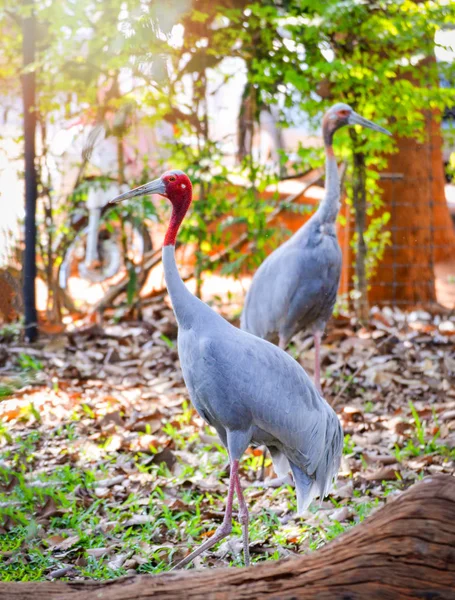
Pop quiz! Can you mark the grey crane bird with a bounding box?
[108,170,343,570]
[241,103,391,391]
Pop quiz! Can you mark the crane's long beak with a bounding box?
[348,112,391,136]
[107,178,166,206]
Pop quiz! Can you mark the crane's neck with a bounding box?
[162,193,198,329]
[316,124,341,225]
[163,189,191,246]
[162,245,197,329]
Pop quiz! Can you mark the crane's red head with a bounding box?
[107,169,193,246]
[160,170,193,206]
[322,103,391,146]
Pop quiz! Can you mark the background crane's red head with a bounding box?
[107,169,192,208]
[322,102,391,145]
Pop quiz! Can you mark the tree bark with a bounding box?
[428,111,455,263]
[369,56,455,306]
[21,1,38,341]
[370,117,437,305]
[0,269,23,323]
[1,474,454,600]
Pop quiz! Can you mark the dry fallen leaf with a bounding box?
[107,553,129,570]
[364,466,401,481]
[152,447,176,470]
[86,547,108,558]
[364,452,396,466]
[329,506,353,522]
[37,497,67,523]
[52,534,81,551]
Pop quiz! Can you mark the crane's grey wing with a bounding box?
[241,244,307,341]
[241,222,342,343]
[246,339,342,485]
[282,238,341,340]
[243,338,343,509]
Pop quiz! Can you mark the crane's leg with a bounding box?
[252,473,294,488]
[279,336,287,350]
[171,460,238,570]
[314,331,322,393]
[233,472,250,567]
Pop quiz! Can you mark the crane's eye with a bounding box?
[338,110,350,118]
[168,176,176,182]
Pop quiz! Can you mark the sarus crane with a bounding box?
[241,103,391,391]
[108,170,343,569]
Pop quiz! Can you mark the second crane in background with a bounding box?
[241,103,391,391]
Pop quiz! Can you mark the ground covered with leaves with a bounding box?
[0,305,454,581]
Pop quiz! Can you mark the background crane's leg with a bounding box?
[279,336,287,350]
[252,447,293,488]
[252,473,294,488]
[171,460,238,570]
[258,447,267,481]
[234,474,250,567]
[314,331,322,392]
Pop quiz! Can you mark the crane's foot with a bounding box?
[251,473,294,489]
[171,519,233,570]
[240,520,250,567]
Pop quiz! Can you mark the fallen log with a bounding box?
[1,474,454,600]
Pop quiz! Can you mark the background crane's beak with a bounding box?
[107,178,166,206]
[348,112,391,136]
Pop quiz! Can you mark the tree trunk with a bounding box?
[369,57,455,307]
[370,118,432,305]
[350,134,369,323]
[21,1,38,341]
[428,111,455,263]
[0,269,23,323]
[1,474,454,600]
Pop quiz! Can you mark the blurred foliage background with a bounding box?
[0,0,455,323]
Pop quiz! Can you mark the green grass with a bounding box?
[17,354,43,372]
[392,401,455,462]
[0,420,366,581]
[1,386,450,582]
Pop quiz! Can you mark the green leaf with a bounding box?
[126,266,138,306]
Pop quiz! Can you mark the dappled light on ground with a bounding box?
[0,307,453,580]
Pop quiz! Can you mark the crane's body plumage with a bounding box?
[241,210,342,347]
[163,246,342,513]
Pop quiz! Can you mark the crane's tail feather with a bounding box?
[316,411,344,499]
[290,412,343,515]
[289,463,319,515]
